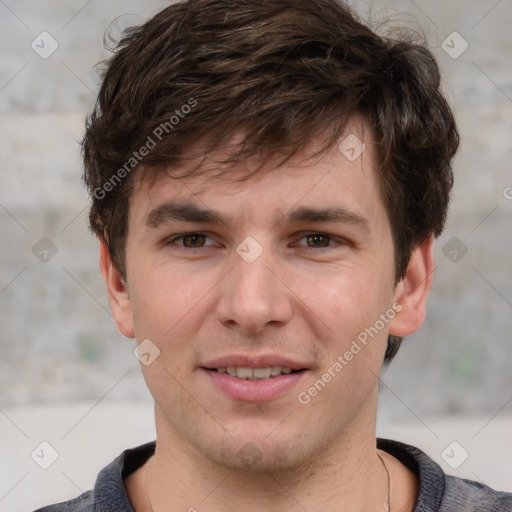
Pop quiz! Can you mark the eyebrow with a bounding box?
[146,201,371,233]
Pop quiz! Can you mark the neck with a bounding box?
[145,408,388,512]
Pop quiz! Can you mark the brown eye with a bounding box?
[305,234,332,248]
[181,233,207,247]
[167,233,215,249]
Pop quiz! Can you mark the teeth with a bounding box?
[253,367,271,379]
[216,366,296,379]
[236,367,253,379]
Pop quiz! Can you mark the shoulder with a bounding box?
[377,438,512,512]
[31,491,94,511]
[442,474,512,511]
[31,441,155,512]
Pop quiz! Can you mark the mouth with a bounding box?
[201,358,308,402]
[205,366,304,380]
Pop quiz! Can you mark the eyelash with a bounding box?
[165,232,342,250]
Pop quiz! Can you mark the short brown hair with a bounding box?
[82,0,459,363]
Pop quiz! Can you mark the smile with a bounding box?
[213,366,297,380]
[202,367,307,402]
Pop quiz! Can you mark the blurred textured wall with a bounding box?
[1,0,511,422]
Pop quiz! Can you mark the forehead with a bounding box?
[128,116,385,227]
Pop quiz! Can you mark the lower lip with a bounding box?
[203,369,306,402]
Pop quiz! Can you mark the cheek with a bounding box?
[129,260,216,344]
[301,268,385,338]
[303,272,393,394]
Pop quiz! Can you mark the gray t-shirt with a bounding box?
[33,438,512,511]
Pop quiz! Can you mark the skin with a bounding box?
[101,117,433,511]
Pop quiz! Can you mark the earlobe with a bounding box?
[99,241,135,338]
[389,235,435,338]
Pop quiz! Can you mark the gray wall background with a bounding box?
[1,0,511,423]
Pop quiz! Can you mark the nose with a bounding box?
[216,244,293,334]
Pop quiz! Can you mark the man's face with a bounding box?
[115,120,403,472]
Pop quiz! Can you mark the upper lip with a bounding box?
[202,354,307,371]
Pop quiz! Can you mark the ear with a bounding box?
[99,241,135,338]
[389,234,435,337]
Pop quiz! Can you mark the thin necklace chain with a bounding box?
[145,452,391,512]
[145,455,154,512]
[377,451,391,512]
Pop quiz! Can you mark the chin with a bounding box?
[197,428,320,476]
[210,444,304,474]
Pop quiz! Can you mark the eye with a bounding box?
[165,232,343,250]
[295,233,337,248]
[167,233,216,248]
